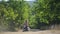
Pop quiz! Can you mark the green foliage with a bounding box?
[0,0,60,31]
[22,2,30,19]
[29,0,60,28]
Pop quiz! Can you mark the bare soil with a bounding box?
[0,30,60,34]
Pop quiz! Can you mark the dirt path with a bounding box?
[0,30,60,34]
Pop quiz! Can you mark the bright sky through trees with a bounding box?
[0,0,9,1]
[0,0,2,1]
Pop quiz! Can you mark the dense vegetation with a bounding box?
[0,0,60,31]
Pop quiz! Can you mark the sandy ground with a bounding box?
[0,30,60,34]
